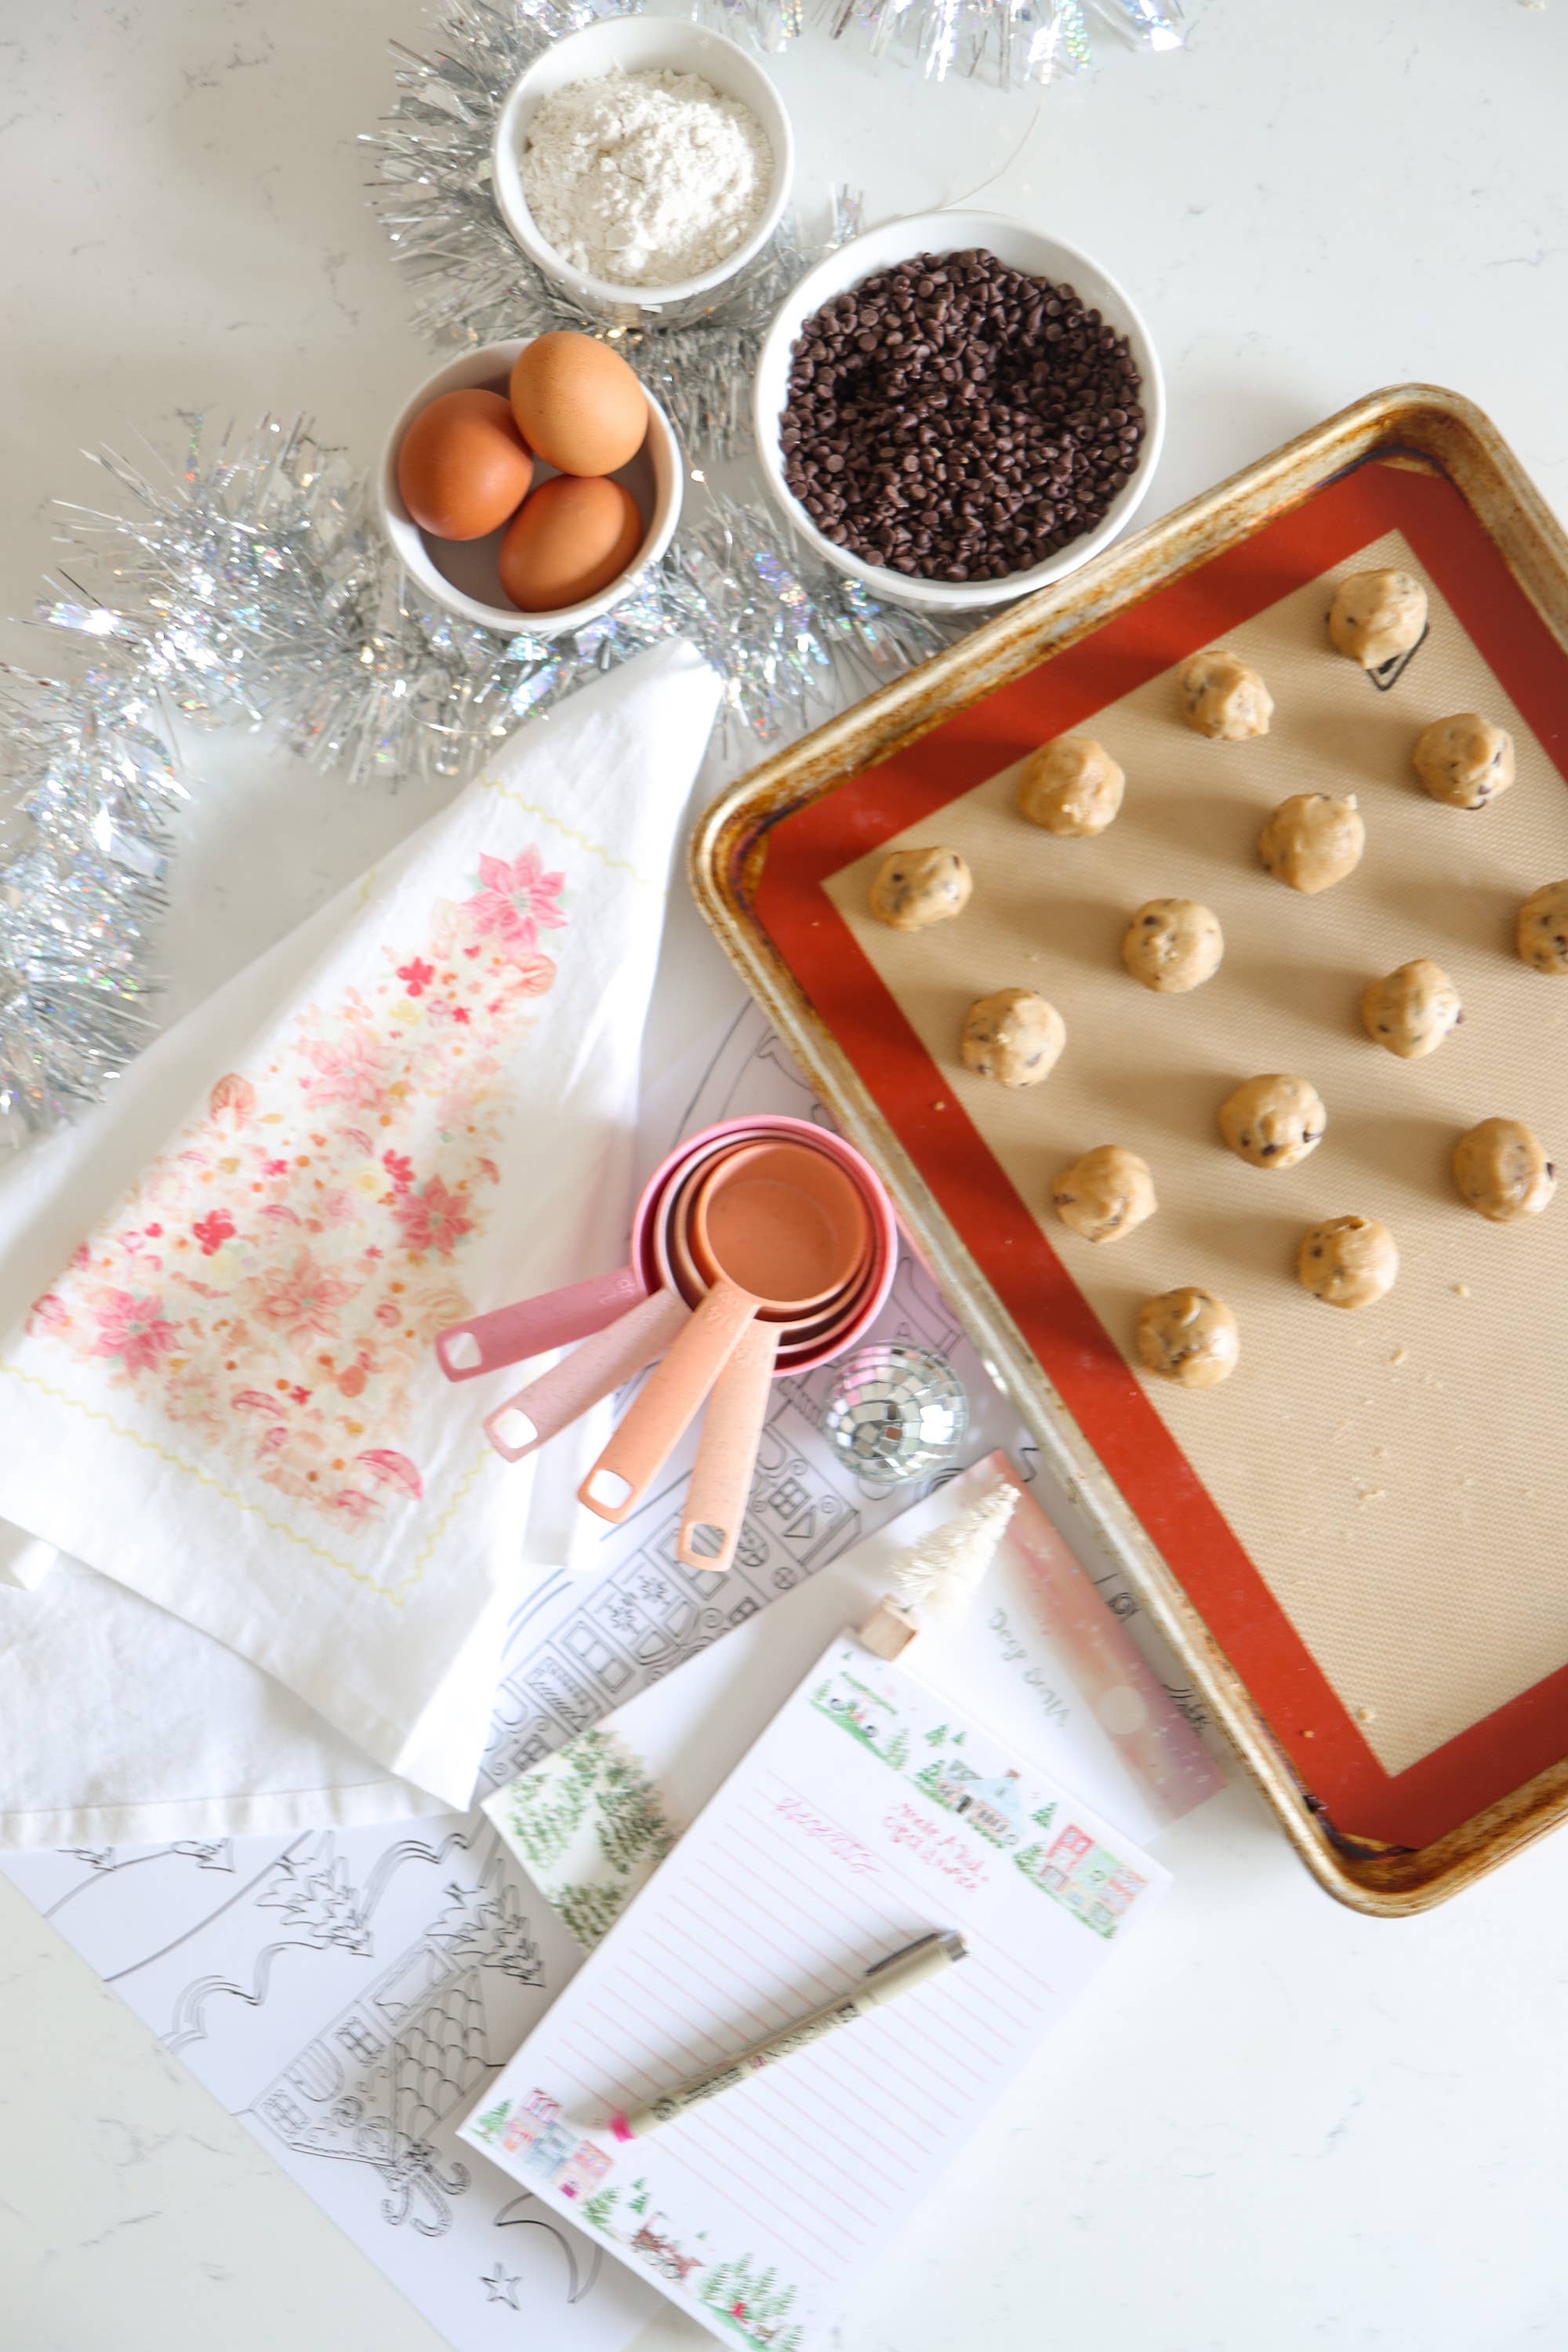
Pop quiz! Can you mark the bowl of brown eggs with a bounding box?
[378,334,683,635]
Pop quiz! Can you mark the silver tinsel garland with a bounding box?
[0,662,179,1147]
[5,412,946,1145]
[364,0,1185,390]
[730,0,1184,84]
[363,0,864,458]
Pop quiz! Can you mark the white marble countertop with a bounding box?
[5,2,1568,2348]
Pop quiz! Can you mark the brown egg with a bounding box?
[509,333,648,477]
[498,477,645,614]
[396,389,534,540]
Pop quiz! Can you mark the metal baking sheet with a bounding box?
[690,388,1568,1912]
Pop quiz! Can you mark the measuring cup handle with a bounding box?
[579,1279,758,1525]
[485,1288,691,1462]
[435,1264,645,1380]
[677,1319,780,1577]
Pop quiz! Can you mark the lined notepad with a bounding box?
[461,1630,1169,2349]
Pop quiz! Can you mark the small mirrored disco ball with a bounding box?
[821,1344,968,1484]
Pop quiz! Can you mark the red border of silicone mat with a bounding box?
[755,463,1568,1849]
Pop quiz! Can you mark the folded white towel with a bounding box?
[0,644,720,1842]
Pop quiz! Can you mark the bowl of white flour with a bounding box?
[492,17,793,326]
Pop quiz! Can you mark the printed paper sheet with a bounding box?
[1,1000,1216,2352]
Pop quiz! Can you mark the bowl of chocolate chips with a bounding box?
[754,209,1164,614]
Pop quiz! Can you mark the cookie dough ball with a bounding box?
[960,989,1065,1088]
[1516,879,1568,975]
[1360,958,1463,1059]
[1120,898,1224,993]
[1296,1215,1399,1311]
[869,847,972,931]
[1015,735,1125,837]
[1258,792,1365,895]
[1412,713,1515,810]
[1178,649,1273,742]
[1051,1145,1157,1245]
[1219,1073,1327,1170]
[1452,1117,1556,1224]
[1327,568,1428,670]
[1135,1287,1240,1388]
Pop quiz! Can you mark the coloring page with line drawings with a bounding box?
[2,1000,1207,2352]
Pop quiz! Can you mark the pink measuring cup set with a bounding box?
[434,1116,898,1577]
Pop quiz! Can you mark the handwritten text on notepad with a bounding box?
[883,1802,989,1893]
[771,1792,880,1876]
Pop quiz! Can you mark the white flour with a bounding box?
[520,67,771,289]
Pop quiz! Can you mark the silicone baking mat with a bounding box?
[754,461,1568,1853]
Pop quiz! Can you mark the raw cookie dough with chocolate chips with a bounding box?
[1360,958,1463,1058]
[1516,879,1568,975]
[1120,898,1224,993]
[1135,1286,1239,1388]
[1051,1145,1156,1244]
[1296,1215,1399,1310]
[1412,713,1515,810]
[1258,792,1365,895]
[960,988,1065,1087]
[1178,649,1273,742]
[869,846,972,931]
[1016,735,1125,837]
[1327,568,1428,669]
[1452,1117,1556,1223]
[1219,1073,1327,1170]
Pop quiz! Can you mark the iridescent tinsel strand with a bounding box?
[5,414,950,1142]
[757,0,1179,79]
[0,661,180,1146]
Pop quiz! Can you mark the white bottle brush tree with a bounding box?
[862,1481,1017,1655]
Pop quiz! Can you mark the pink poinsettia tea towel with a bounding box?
[0,643,720,1819]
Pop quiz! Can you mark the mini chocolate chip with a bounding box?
[777,246,1144,584]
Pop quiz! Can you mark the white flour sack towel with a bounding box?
[0,644,720,1837]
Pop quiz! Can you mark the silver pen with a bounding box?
[608,1929,967,2143]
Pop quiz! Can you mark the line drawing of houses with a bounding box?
[249,1942,494,2239]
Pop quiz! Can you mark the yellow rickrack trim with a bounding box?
[477,779,661,889]
[0,1359,497,1609]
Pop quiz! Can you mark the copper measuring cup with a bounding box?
[673,1141,874,1573]
[579,1141,869,1526]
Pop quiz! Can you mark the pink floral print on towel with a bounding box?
[26,847,567,1524]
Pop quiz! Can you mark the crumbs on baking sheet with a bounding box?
[1390,1345,1409,1367]
[1453,1281,1471,1298]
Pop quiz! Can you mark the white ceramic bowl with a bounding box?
[492,16,794,328]
[753,209,1166,616]
[377,339,683,637]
